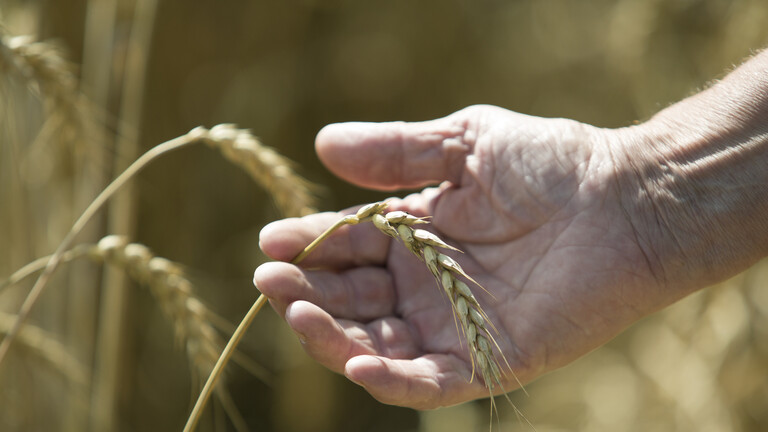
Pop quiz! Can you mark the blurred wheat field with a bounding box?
[1,1,768,431]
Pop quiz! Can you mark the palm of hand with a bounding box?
[257,105,659,409]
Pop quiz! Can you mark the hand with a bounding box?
[254,105,667,409]
[256,50,768,408]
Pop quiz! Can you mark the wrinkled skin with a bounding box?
[256,48,768,407]
[255,105,667,409]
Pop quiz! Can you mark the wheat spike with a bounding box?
[352,203,533,428]
[0,34,95,153]
[346,202,519,395]
[195,124,317,217]
[86,236,271,386]
[88,235,224,378]
[2,234,270,431]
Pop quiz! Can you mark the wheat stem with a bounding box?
[183,293,268,432]
[2,234,271,383]
[0,246,91,294]
[290,215,358,263]
[0,131,199,368]
[182,216,341,432]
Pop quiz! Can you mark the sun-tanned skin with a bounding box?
[254,50,768,410]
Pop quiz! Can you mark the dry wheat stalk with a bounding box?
[0,124,315,367]
[195,124,317,217]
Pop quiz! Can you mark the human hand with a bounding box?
[255,48,768,409]
[254,105,670,409]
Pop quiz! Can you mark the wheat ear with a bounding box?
[356,203,532,429]
[364,203,521,392]
[199,124,317,217]
[0,35,94,152]
[89,235,225,378]
[289,201,516,389]
[0,35,77,102]
[0,235,267,383]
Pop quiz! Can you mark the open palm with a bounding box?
[255,105,666,409]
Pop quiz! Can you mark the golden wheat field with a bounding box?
[1,1,768,431]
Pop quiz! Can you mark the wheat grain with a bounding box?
[197,124,317,217]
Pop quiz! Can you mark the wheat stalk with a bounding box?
[1,235,272,432]
[0,235,268,383]
[0,124,315,367]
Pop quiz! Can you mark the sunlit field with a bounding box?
[1,1,767,431]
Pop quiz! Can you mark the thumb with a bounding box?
[315,112,474,191]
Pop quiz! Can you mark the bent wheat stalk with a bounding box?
[185,201,525,432]
[0,125,315,367]
[0,235,270,383]
[0,131,196,367]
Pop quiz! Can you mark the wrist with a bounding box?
[606,82,768,295]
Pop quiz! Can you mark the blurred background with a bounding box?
[1,0,768,431]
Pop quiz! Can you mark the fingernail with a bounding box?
[346,373,365,387]
[296,334,307,344]
[292,328,308,344]
[345,358,368,387]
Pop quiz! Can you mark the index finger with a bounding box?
[259,211,392,269]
